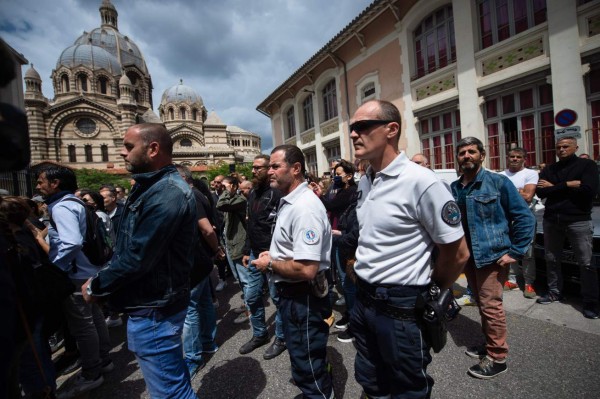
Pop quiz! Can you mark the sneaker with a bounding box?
[233,304,247,314]
[48,333,64,353]
[66,373,104,395]
[202,345,219,354]
[215,279,227,292]
[503,281,519,291]
[523,284,536,299]
[334,315,350,330]
[239,334,270,355]
[337,330,355,343]
[324,313,335,328]
[583,303,600,319]
[456,295,477,306]
[465,345,486,359]
[468,356,507,379]
[233,311,249,324]
[536,292,563,304]
[335,297,346,306]
[61,357,82,375]
[100,359,114,373]
[263,337,287,360]
[105,316,123,328]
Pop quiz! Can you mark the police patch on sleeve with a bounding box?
[302,228,320,245]
[441,201,461,226]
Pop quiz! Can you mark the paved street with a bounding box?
[56,274,600,399]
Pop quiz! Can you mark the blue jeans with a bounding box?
[183,278,218,365]
[335,247,356,312]
[544,219,598,304]
[128,308,197,399]
[19,318,56,395]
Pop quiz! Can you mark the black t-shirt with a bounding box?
[191,188,215,285]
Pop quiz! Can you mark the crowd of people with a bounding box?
[2,100,599,399]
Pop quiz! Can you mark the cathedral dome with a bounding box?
[74,28,148,74]
[119,73,132,86]
[161,80,204,105]
[25,64,41,80]
[57,44,122,75]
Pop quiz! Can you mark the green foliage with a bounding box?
[74,169,132,191]
[206,162,252,182]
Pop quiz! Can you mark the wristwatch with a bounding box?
[267,260,273,273]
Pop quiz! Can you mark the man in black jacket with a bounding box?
[536,137,599,319]
[239,154,286,359]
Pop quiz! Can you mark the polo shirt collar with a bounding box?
[281,181,309,205]
[366,152,406,181]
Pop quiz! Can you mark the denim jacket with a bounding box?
[90,165,197,311]
[451,168,535,268]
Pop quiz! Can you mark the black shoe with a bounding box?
[583,303,600,319]
[337,330,354,343]
[263,337,287,360]
[239,334,270,355]
[536,292,563,304]
[334,315,350,330]
[60,357,82,375]
[465,345,486,359]
[468,356,507,379]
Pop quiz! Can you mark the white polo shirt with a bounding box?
[355,152,464,286]
[499,168,538,190]
[269,182,332,283]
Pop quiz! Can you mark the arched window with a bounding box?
[180,138,192,147]
[134,89,140,103]
[414,5,456,79]
[192,109,198,121]
[285,107,296,139]
[361,82,376,102]
[169,108,174,120]
[101,145,109,162]
[68,145,77,163]
[322,80,338,122]
[180,107,186,120]
[302,95,314,130]
[98,77,108,94]
[85,145,93,162]
[478,0,547,49]
[78,74,88,92]
[61,75,70,93]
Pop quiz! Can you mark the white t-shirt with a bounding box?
[269,182,331,283]
[355,152,464,286]
[499,168,539,190]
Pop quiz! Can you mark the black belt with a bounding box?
[276,281,311,298]
[356,279,426,321]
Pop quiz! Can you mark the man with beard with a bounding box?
[82,123,197,398]
[451,137,535,379]
[349,100,468,397]
[239,155,286,359]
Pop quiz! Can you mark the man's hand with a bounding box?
[81,278,96,303]
[496,254,517,267]
[332,229,342,236]
[566,180,581,188]
[537,179,554,188]
[251,251,271,273]
[242,255,250,267]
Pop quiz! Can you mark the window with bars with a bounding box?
[285,107,296,139]
[305,150,318,175]
[325,143,341,165]
[419,109,461,169]
[478,0,547,50]
[361,82,376,102]
[322,79,338,122]
[302,96,314,130]
[484,82,554,169]
[413,5,456,79]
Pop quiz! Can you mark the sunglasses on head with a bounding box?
[349,119,394,134]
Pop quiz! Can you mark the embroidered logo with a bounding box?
[441,201,461,226]
[302,228,320,245]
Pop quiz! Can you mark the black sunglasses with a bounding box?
[349,119,394,134]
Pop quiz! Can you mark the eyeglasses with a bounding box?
[349,119,394,134]
[252,165,268,171]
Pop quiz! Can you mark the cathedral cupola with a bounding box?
[100,0,118,30]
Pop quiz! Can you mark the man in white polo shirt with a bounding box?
[350,100,469,398]
[499,147,539,298]
[252,144,333,399]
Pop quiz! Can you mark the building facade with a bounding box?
[25,0,260,170]
[257,0,600,175]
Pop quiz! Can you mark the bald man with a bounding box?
[82,123,198,398]
[411,153,430,168]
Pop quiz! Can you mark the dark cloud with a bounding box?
[1,0,372,150]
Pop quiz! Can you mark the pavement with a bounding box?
[55,273,600,399]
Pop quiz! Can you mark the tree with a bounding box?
[74,169,132,192]
[206,162,252,182]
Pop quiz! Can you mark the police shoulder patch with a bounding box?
[441,201,461,226]
[302,227,320,245]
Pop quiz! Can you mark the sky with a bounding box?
[1,0,374,151]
